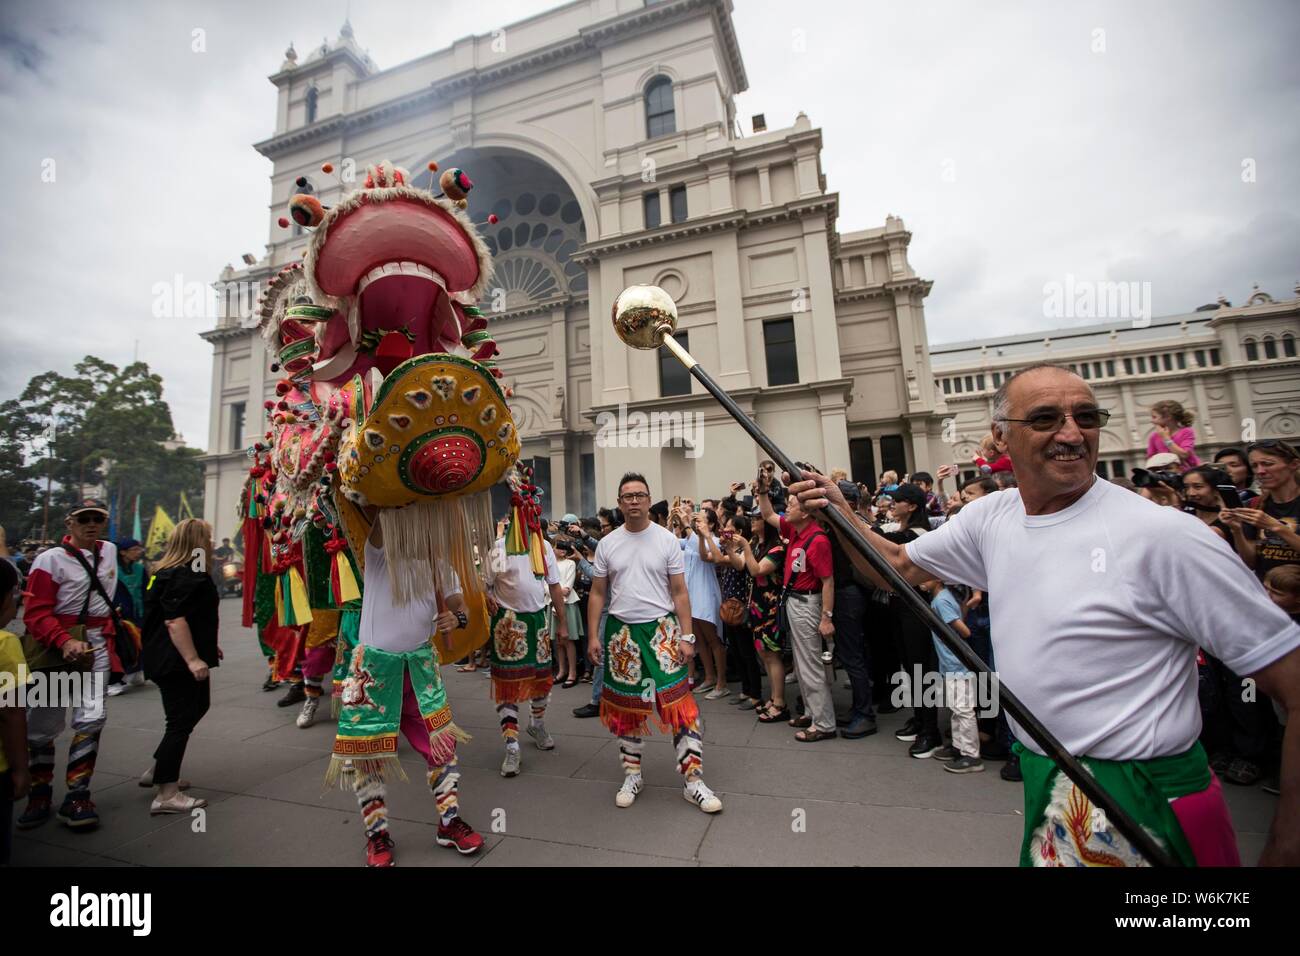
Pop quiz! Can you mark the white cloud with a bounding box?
[2,0,1297,448]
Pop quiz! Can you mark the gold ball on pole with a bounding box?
[611,284,678,350]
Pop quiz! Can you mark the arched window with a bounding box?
[305,86,318,124]
[645,76,675,138]
[1264,336,1278,359]
[1244,338,1258,361]
[1284,333,1297,358]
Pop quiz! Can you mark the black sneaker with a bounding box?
[841,719,878,740]
[980,743,1010,761]
[277,682,307,707]
[1261,772,1280,796]
[894,718,920,742]
[944,756,985,774]
[1000,755,1023,782]
[572,703,600,718]
[262,673,282,691]
[908,736,942,759]
[932,745,960,762]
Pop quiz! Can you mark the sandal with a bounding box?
[795,728,838,743]
[458,664,478,672]
[788,715,812,729]
[562,679,577,689]
[150,794,207,815]
[1223,757,1261,786]
[757,703,790,723]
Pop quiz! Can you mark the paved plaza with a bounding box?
[10,598,1278,867]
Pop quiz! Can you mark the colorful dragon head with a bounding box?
[246,157,518,653]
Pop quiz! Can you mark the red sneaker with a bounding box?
[365,831,395,867]
[435,817,484,855]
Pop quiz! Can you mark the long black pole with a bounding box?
[663,337,1176,868]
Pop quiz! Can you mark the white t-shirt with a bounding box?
[905,477,1300,760]
[557,558,580,604]
[592,522,685,624]
[358,540,462,653]
[485,537,559,613]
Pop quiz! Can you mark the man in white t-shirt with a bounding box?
[484,529,568,778]
[330,517,483,866]
[587,473,722,814]
[790,364,1299,867]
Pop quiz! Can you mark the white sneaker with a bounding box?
[501,747,521,777]
[127,671,146,687]
[526,724,555,750]
[296,696,320,728]
[615,774,643,808]
[107,681,129,697]
[784,673,798,684]
[705,686,731,700]
[684,779,723,814]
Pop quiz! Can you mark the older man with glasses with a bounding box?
[17,499,123,831]
[791,363,1300,867]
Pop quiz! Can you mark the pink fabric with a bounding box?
[1170,773,1240,866]
[398,672,438,768]
[301,642,335,681]
[1146,426,1201,469]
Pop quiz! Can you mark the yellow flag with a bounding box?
[178,491,194,520]
[144,505,176,559]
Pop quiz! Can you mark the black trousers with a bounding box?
[0,769,12,866]
[864,594,899,708]
[152,672,211,785]
[833,584,874,722]
[891,597,940,739]
[725,620,762,700]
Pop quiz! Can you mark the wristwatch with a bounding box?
[453,609,468,630]
[822,610,833,619]
[678,632,697,645]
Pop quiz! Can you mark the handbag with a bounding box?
[720,597,747,627]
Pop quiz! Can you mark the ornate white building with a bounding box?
[200,0,949,542]
[930,286,1300,482]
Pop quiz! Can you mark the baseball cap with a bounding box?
[1144,452,1180,470]
[561,513,579,525]
[68,498,109,518]
[837,480,860,504]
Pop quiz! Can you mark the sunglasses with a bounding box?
[996,407,1110,432]
[74,513,107,524]
[1247,439,1299,458]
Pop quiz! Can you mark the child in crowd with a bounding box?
[552,538,584,687]
[919,576,983,774]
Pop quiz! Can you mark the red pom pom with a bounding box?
[277,400,289,410]
[427,161,439,172]
[322,450,335,462]
[488,214,498,224]
[263,400,274,409]
[277,217,290,228]
[275,381,290,395]
[325,461,338,473]
[321,162,334,174]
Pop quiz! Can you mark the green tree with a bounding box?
[1,357,204,542]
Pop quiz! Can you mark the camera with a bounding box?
[1131,468,1183,493]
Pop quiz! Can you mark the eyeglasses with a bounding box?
[74,513,107,524]
[996,408,1110,432]
[619,492,650,502]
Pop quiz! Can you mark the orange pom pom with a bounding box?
[321,162,334,174]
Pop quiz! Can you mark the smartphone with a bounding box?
[1215,485,1243,510]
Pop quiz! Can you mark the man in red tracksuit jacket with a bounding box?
[18,499,121,831]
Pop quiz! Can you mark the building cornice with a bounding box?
[199,325,252,344]
[835,277,933,305]
[574,196,839,264]
[254,0,747,160]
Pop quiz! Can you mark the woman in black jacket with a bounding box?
[141,519,220,814]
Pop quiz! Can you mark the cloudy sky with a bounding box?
[2,0,1296,447]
